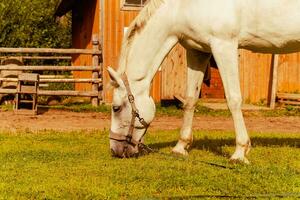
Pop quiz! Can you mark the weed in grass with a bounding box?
[155,103,183,116]
[155,102,232,117]
[262,106,300,117]
[194,104,232,117]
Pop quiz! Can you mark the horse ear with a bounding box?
[107,67,122,88]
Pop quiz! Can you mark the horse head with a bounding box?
[107,67,156,158]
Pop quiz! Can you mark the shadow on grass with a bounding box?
[149,137,299,156]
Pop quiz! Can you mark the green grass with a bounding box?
[0,130,298,199]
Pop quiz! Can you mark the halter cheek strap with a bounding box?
[109,73,149,147]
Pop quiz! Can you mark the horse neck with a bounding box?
[123,9,178,95]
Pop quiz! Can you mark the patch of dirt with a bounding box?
[0,109,299,133]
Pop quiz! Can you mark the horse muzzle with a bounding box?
[110,140,139,158]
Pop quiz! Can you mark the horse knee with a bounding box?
[227,96,242,112]
[184,97,197,111]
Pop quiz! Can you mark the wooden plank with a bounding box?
[277,93,300,100]
[0,78,101,83]
[0,47,101,55]
[270,54,279,109]
[18,73,39,82]
[38,90,98,97]
[0,56,72,60]
[278,100,300,106]
[0,88,99,97]
[40,79,102,83]
[19,86,37,94]
[0,78,17,82]
[0,89,16,94]
[40,75,73,79]
[0,66,101,71]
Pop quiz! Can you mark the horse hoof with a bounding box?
[172,147,188,156]
[229,157,250,164]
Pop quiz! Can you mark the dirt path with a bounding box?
[0,110,299,133]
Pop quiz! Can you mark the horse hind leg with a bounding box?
[172,50,211,156]
[211,39,251,164]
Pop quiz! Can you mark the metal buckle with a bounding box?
[133,110,139,117]
[126,135,132,143]
[139,117,146,124]
[128,94,135,103]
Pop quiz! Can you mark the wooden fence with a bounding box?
[0,35,102,106]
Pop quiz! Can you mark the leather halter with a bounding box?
[109,73,149,147]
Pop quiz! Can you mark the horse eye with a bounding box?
[112,106,121,113]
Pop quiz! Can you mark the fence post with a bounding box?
[92,34,100,107]
[270,54,279,109]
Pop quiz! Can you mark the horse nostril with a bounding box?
[110,148,117,157]
[133,152,140,158]
[111,147,126,158]
[111,148,123,158]
[110,144,139,158]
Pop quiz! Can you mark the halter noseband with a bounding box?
[109,73,149,147]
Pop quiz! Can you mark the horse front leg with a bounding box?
[211,39,251,164]
[172,50,211,156]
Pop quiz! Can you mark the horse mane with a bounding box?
[117,0,165,73]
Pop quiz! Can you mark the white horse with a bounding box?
[108,0,300,163]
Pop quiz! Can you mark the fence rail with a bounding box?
[0,78,102,83]
[0,65,101,71]
[277,92,300,106]
[0,56,72,60]
[0,47,101,55]
[0,88,99,97]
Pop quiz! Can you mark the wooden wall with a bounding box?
[72,0,99,91]
[239,50,273,103]
[160,47,300,104]
[161,45,187,99]
[278,53,300,93]
[239,50,300,103]
[101,0,175,103]
[102,0,138,102]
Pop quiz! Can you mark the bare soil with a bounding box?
[0,109,299,133]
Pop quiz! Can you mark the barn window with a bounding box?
[121,0,147,10]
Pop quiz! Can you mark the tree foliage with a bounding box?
[0,0,71,48]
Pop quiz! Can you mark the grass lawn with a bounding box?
[0,130,298,199]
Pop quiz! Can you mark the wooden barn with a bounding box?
[55,0,300,105]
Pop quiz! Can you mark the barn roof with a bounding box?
[55,0,78,17]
